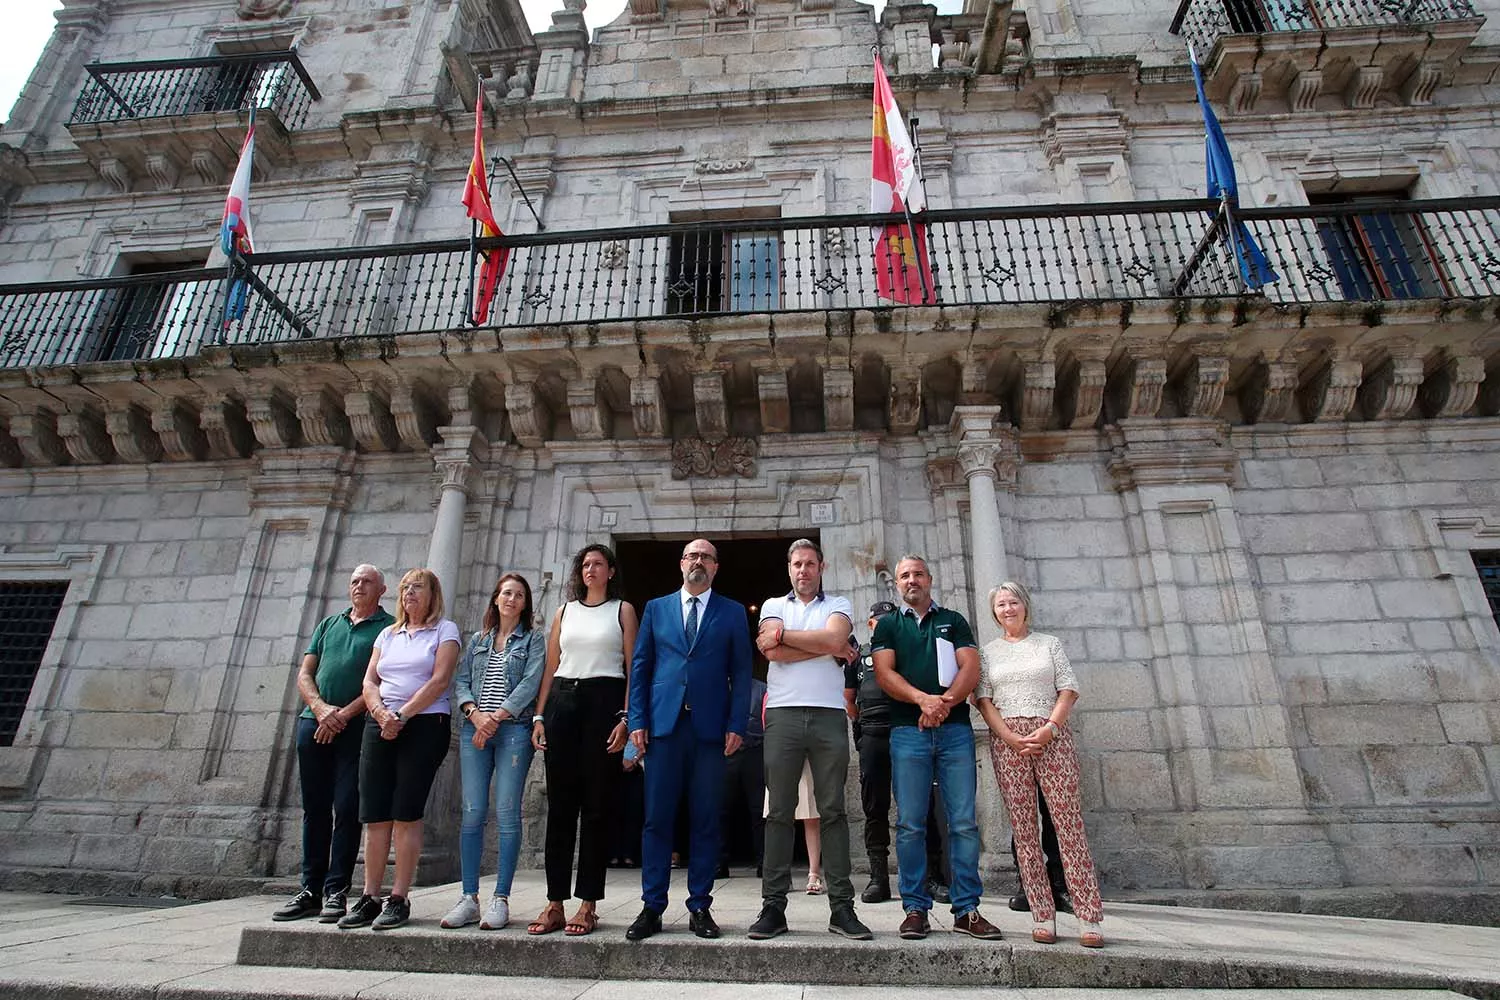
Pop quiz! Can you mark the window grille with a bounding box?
[1474,552,1500,633]
[0,582,69,747]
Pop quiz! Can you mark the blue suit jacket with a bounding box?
[628,590,752,742]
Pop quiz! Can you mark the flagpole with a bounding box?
[465,217,478,327]
[217,247,236,345]
[907,113,933,303]
[495,156,545,231]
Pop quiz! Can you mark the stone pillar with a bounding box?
[951,405,1011,645]
[427,426,486,601]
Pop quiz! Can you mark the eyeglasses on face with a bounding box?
[681,551,717,563]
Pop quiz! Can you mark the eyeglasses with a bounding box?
[682,552,717,563]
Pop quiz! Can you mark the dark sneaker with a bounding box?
[371,894,410,930]
[746,904,788,940]
[1055,888,1074,915]
[952,909,1004,940]
[318,889,348,923]
[272,888,319,922]
[861,876,891,904]
[926,878,951,904]
[898,910,930,940]
[1008,891,1029,912]
[337,894,382,929]
[828,904,873,940]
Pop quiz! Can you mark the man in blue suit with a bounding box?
[625,538,752,940]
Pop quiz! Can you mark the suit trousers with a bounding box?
[640,709,725,914]
[542,676,624,901]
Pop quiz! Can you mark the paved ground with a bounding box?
[0,868,1496,999]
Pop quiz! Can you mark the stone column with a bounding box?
[951,405,1011,645]
[427,426,486,601]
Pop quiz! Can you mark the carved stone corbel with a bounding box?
[1016,360,1055,431]
[1299,358,1363,423]
[105,404,163,464]
[1058,357,1107,430]
[1289,69,1322,112]
[1176,355,1230,419]
[1239,359,1300,424]
[1230,71,1261,114]
[144,152,180,192]
[693,370,728,442]
[57,408,114,464]
[567,375,612,441]
[505,380,551,448]
[190,150,223,187]
[823,366,854,432]
[757,368,790,435]
[151,400,208,461]
[296,388,353,448]
[630,371,665,439]
[344,389,399,452]
[1418,355,1485,419]
[1401,61,1443,106]
[97,157,131,194]
[887,367,922,436]
[390,381,439,450]
[7,410,68,466]
[1112,357,1167,420]
[246,390,301,450]
[1358,355,1424,421]
[1345,66,1383,110]
[200,397,255,459]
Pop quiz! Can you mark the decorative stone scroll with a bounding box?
[670,436,758,479]
[1239,359,1299,424]
[1419,355,1485,418]
[238,0,295,19]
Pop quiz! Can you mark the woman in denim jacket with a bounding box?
[438,572,545,930]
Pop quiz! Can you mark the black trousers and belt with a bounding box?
[542,675,625,902]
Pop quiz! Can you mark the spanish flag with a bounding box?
[463,86,509,325]
[870,57,935,305]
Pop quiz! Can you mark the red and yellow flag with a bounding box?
[870,57,935,305]
[463,86,509,325]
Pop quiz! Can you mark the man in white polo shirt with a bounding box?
[747,538,871,941]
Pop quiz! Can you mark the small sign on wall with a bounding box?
[809,502,836,526]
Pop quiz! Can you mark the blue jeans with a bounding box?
[889,723,982,916]
[458,719,535,897]
[296,716,362,895]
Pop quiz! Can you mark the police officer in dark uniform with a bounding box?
[846,601,898,902]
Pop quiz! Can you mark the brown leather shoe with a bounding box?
[952,910,1004,940]
[898,910,930,940]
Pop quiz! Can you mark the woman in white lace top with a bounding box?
[976,580,1104,948]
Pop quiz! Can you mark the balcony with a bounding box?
[64,52,320,193]
[1170,0,1484,113]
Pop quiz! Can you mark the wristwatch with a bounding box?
[391,709,403,723]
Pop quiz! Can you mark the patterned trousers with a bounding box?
[988,717,1104,923]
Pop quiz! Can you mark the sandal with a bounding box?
[806,873,825,895]
[1032,919,1056,944]
[527,903,565,935]
[564,905,598,936]
[1080,920,1104,948]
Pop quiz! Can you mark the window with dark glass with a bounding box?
[666,224,782,315]
[1308,191,1450,301]
[0,582,68,747]
[89,256,211,363]
[1474,552,1500,633]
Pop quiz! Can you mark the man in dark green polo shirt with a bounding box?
[871,554,1003,942]
[272,564,394,923]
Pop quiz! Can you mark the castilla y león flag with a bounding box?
[870,57,935,305]
[463,86,509,325]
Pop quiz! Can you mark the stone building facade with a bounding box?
[0,0,1497,908]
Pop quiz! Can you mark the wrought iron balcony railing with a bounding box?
[2,197,1498,369]
[1171,0,1481,60]
[67,51,320,131]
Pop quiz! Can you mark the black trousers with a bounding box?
[1009,782,1066,890]
[542,676,624,901]
[719,743,765,866]
[857,726,949,880]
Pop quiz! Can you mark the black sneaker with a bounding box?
[828,904,873,940]
[746,904,788,940]
[371,894,410,930]
[337,894,382,929]
[1055,888,1074,914]
[861,876,891,904]
[1008,891,1029,912]
[927,878,951,904]
[318,889,348,923]
[272,888,319,922]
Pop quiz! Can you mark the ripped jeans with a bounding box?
[457,718,536,897]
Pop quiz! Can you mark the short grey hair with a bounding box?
[988,580,1032,627]
[894,554,929,574]
[351,564,385,586]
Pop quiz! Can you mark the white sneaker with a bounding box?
[479,895,510,930]
[439,894,480,929]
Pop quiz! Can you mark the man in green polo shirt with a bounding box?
[871,554,1003,942]
[272,564,394,923]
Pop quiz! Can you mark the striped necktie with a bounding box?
[686,596,700,646]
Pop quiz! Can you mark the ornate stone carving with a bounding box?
[144,153,179,192]
[1229,71,1261,114]
[1239,360,1299,424]
[7,410,67,466]
[190,150,222,187]
[246,391,301,450]
[1419,355,1485,419]
[1016,361,1055,431]
[1345,66,1383,110]
[822,229,850,258]
[628,0,663,22]
[296,388,353,448]
[1358,355,1423,421]
[57,408,114,465]
[567,376,612,440]
[693,370,728,442]
[1059,358,1107,430]
[1177,355,1230,418]
[344,389,399,452]
[671,436,757,479]
[505,62,533,100]
[598,240,628,269]
[97,157,131,194]
[956,439,1001,479]
[105,405,162,464]
[630,372,665,438]
[696,157,754,174]
[1401,61,1442,106]
[390,381,439,450]
[237,0,294,18]
[757,369,790,435]
[1114,357,1167,420]
[1299,358,1363,422]
[823,367,854,432]
[708,0,754,16]
[505,381,550,448]
[200,398,255,459]
[1289,69,1322,112]
[887,368,922,436]
[151,400,208,462]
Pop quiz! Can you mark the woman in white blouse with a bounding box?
[975,580,1104,948]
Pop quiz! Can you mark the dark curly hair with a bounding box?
[567,544,623,603]
[482,572,535,634]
